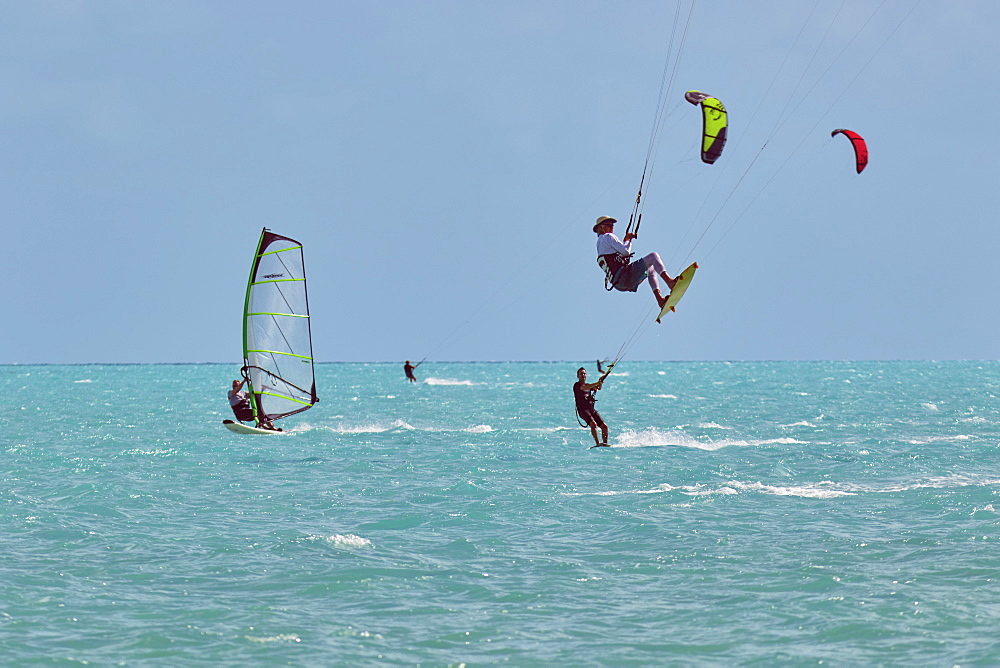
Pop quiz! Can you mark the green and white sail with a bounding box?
[241,228,318,424]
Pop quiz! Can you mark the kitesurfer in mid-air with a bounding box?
[594,216,676,309]
[404,360,417,382]
[574,365,614,447]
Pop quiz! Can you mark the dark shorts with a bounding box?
[232,403,255,422]
[578,406,604,427]
[612,259,649,292]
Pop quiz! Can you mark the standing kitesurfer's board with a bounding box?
[223,420,283,435]
[656,262,698,323]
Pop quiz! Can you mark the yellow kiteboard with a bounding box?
[656,262,698,323]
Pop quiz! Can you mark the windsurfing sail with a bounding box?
[240,228,318,426]
[831,128,868,173]
[685,90,728,164]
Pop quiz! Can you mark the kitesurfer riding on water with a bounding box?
[594,216,676,309]
[574,365,614,447]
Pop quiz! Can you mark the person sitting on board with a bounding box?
[228,379,255,423]
[404,360,417,382]
[594,215,676,309]
[574,365,614,447]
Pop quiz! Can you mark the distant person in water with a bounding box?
[404,360,417,382]
[594,215,676,309]
[574,365,614,447]
[597,359,605,373]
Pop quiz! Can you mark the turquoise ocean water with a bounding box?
[3,361,1000,665]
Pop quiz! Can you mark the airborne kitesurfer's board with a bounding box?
[223,419,283,435]
[656,262,699,323]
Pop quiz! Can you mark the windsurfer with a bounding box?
[594,216,676,308]
[404,360,417,382]
[228,379,255,423]
[229,378,282,431]
[574,365,613,447]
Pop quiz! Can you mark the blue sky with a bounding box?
[4,1,997,363]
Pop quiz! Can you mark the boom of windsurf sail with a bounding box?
[241,228,318,425]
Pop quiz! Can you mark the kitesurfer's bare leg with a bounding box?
[594,414,609,446]
[661,271,677,291]
[654,289,668,309]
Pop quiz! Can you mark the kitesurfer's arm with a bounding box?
[623,232,637,243]
[582,366,615,392]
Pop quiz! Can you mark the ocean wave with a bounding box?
[569,474,1000,500]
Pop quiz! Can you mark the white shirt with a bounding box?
[596,232,632,258]
[229,389,249,407]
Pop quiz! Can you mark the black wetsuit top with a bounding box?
[573,380,598,415]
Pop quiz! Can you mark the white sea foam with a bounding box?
[648,394,677,399]
[301,419,416,434]
[424,377,477,386]
[122,448,177,456]
[245,633,302,644]
[326,534,373,548]
[568,479,854,499]
[906,434,977,445]
[521,426,575,433]
[564,471,972,499]
[464,425,493,433]
[781,421,816,428]
[613,429,731,451]
[305,533,373,548]
[697,422,732,430]
[73,379,94,383]
[722,480,854,499]
[611,429,805,450]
